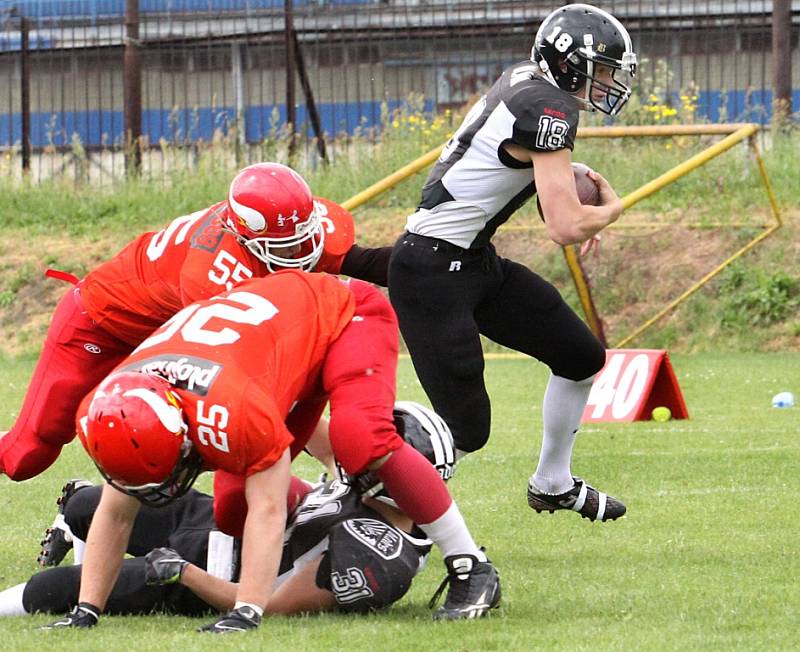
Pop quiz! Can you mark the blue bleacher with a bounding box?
[5,0,378,20]
[6,1,317,20]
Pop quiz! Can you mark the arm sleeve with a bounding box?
[338,245,392,287]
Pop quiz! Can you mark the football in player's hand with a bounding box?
[536,162,601,221]
[571,162,600,206]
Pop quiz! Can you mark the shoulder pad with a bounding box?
[314,197,355,257]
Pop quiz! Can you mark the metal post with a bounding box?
[20,17,31,174]
[284,0,297,159]
[292,29,327,163]
[124,0,142,175]
[772,0,792,127]
[232,42,246,167]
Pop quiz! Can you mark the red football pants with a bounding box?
[213,280,403,537]
[0,286,133,480]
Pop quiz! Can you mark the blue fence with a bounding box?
[1,89,795,149]
[0,98,438,147]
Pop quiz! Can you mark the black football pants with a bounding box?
[22,486,214,616]
[388,232,605,452]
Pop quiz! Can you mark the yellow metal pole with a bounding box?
[614,127,785,348]
[749,136,783,228]
[335,122,781,352]
[342,144,444,213]
[562,244,607,346]
[577,124,747,138]
[621,124,758,209]
[613,222,781,348]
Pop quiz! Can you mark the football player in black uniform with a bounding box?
[388,4,637,522]
[0,403,476,626]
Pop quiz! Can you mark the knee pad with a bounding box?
[329,405,401,475]
[63,485,103,541]
[23,566,81,614]
[212,472,247,538]
[0,437,61,482]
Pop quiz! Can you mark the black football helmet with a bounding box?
[339,401,456,506]
[392,401,456,481]
[531,3,637,116]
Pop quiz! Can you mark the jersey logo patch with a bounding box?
[344,518,403,560]
[543,107,567,119]
[190,208,226,252]
[121,354,222,396]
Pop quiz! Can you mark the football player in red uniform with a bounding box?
[43,272,500,631]
[0,163,390,482]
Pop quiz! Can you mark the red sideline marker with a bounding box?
[582,349,689,423]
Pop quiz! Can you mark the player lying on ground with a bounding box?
[1,162,390,482]
[43,271,499,632]
[0,402,452,619]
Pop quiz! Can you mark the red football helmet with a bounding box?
[77,371,202,507]
[225,162,325,272]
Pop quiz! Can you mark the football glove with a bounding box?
[144,547,189,586]
[40,602,100,629]
[198,605,262,633]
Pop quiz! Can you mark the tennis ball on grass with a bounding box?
[651,406,672,422]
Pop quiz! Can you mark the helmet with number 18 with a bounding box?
[532,3,637,116]
[225,162,325,272]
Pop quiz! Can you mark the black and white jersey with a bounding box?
[406,61,580,249]
[275,479,431,591]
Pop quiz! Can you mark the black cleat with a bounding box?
[37,479,93,566]
[527,476,626,522]
[429,553,501,620]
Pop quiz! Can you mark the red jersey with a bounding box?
[80,197,355,345]
[79,272,357,476]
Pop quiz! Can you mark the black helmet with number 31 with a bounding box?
[532,3,637,116]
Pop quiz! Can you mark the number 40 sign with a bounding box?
[582,349,689,423]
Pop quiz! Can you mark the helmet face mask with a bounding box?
[225,163,325,272]
[79,372,203,508]
[99,438,203,508]
[532,3,637,116]
[237,201,326,273]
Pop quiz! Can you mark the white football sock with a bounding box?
[531,373,594,494]
[0,583,28,616]
[418,502,486,561]
[73,537,86,565]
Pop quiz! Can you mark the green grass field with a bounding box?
[1,352,798,650]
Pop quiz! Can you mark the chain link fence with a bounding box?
[0,0,797,183]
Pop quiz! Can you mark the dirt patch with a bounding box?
[1,207,797,356]
[0,231,125,356]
